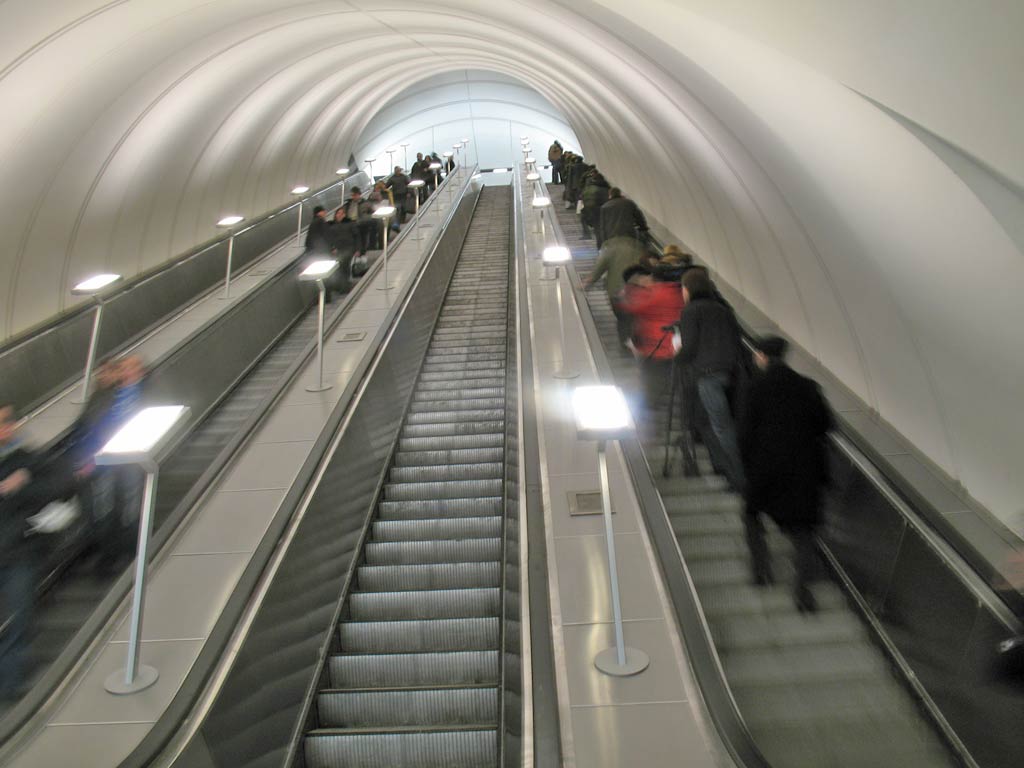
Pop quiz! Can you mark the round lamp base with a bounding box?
[104,664,159,695]
[552,368,580,380]
[594,647,650,677]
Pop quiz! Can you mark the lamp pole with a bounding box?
[215,215,244,300]
[300,260,339,392]
[291,186,309,246]
[373,207,396,291]
[400,143,410,170]
[570,386,650,677]
[70,273,122,404]
[98,405,190,694]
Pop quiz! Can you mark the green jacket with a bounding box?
[590,236,644,302]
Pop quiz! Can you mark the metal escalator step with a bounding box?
[424,344,506,357]
[330,650,499,688]
[698,582,847,618]
[398,434,503,452]
[413,387,504,402]
[378,497,504,520]
[317,685,498,728]
[349,587,501,620]
[687,556,758,587]
[400,421,503,438]
[357,562,501,591]
[404,409,504,425]
[408,397,505,414]
[722,642,890,687]
[428,339,505,351]
[678,532,790,561]
[670,512,744,536]
[364,538,501,566]
[385,479,503,501]
[394,447,504,467]
[420,360,504,374]
[431,325,507,337]
[305,726,496,768]
[373,516,501,542]
[422,353,505,367]
[661,492,742,516]
[389,463,503,483]
[416,377,504,391]
[711,609,867,651]
[657,474,731,497]
[338,617,500,653]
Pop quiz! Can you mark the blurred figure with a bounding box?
[548,140,563,184]
[620,257,685,408]
[599,187,649,244]
[443,153,455,174]
[329,206,361,296]
[678,268,745,492]
[584,233,645,347]
[388,166,410,228]
[739,336,833,613]
[580,171,610,245]
[0,404,37,699]
[85,356,146,573]
[304,205,331,255]
[343,186,374,254]
[369,181,394,249]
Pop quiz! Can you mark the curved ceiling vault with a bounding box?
[0,0,1022,527]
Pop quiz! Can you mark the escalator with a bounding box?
[548,186,961,768]
[303,186,512,768]
[0,255,383,721]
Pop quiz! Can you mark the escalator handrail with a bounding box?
[112,165,478,768]
[0,167,469,753]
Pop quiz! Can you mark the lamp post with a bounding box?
[373,206,396,290]
[385,148,396,171]
[215,215,245,300]
[98,405,191,694]
[400,143,410,170]
[429,161,442,192]
[291,186,310,246]
[70,273,123,404]
[336,168,350,206]
[299,260,339,393]
[570,385,650,677]
[532,195,551,239]
[542,247,578,378]
[365,157,376,180]
[408,179,425,240]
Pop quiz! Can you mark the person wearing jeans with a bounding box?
[677,268,746,492]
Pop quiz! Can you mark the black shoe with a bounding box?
[752,571,775,588]
[795,589,818,614]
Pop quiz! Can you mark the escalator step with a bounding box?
[378,497,503,520]
[372,516,502,541]
[711,609,867,650]
[317,685,498,729]
[364,538,501,566]
[398,434,503,452]
[405,409,504,425]
[400,421,504,439]
[419,360,503,374]
[722,642,890,687]
[698,582,847,619]
[304,726,496,768]
[407,397,505,414]
[389,463,503,483]
[423,344,506,358]
[338,617,500,653]
[669,512,744,536]
[349,587,500,620]
[416,377,504,391]
[413,387,504,402]
[357,562,501,591]
[393,447,504,467]
[384,479,503,501]
[330,650,499,688]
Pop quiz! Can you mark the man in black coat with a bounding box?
[739,335,833,612]
[599,188,649,244]
[387,166,410,228]
[678,268,745,492]
[304,206,331,255]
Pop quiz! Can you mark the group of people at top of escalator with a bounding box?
[555,148,832,615]
[302,150,457,302]
[0,355,149,700]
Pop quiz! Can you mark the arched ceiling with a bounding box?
[0,0,1022,526]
